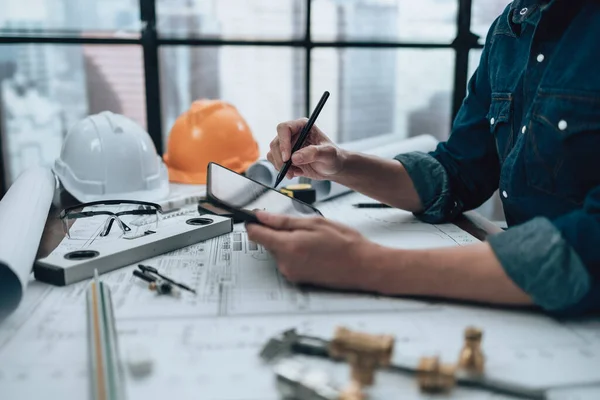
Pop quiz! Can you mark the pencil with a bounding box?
[87,269,126,400]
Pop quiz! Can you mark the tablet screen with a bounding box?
[207,163,322,217]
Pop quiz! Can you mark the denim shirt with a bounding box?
[395,0,600,315]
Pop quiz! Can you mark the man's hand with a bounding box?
[246,211,380,290]
[246,213,532,308]
[268,118,346,180]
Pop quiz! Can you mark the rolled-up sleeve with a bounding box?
[487,185,600,314]
[394,152,462,224]
[399,149,599,313]
[398,151,600,313]
[390,12,600,315]
[394,17,501,224]
[487,217,592,313]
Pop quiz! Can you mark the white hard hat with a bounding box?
[53,111,169,203]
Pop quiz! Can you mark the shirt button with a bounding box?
[502,190,508,199]
[520,7,528,15]
[537,53,545,62]
[521,126,527,134]
[490,117,495,125]
[558,120,568,130]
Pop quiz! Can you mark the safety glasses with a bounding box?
[59,200,163,240]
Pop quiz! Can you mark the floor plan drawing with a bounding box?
[2,195,600,399]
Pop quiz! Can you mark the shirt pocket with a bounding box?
[526,90,600,204]
[487,93,514,164]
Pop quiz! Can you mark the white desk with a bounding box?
[1,192,599,400]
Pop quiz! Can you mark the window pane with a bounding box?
[472,0,511,44]
[468,49,483,82]
[0,0,141,37]
[0,44,146,185]
[311,49,453,143]
[159,46,305,156]
[311,0,457,43]
[157,0,306,40]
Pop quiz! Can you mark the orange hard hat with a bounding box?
[163,99,260,184]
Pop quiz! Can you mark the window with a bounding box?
[468,49,483,82]
[0,0,499,193]
[311,49,453,143]
[311,0,458,43]
[0,0,141,37]
[0,44,145,185]
[472,0,511,43]
[157,0,306,40]
[160,46,304,156]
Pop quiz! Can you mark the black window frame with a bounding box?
[0,0,483,194]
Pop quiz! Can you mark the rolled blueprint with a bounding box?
[246,159,300,187]
[157,183,206,212]
[246,134,439,202]
[0,167,55,320]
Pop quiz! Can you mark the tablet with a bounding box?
[206,162,323,224]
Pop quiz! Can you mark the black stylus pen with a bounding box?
[353,203,392,208]
[274,91,330,188]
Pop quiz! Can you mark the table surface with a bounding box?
[3,194,598,400]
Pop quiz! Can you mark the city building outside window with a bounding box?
[0,0,509,210]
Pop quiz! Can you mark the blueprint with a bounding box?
[42,222,433,322]
[0,167,55,319]
[1,193,600,399]
[318,192,480,248]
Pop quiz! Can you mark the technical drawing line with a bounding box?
[432,224,461,246]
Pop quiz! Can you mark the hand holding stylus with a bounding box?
[271,91,345,186]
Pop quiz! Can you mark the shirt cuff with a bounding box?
[487,216,592,313]
[394,151,462,224]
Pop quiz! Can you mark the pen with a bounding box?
[133,269,156,283]
[352,203,392,208]
[138,264,197,294]
[133,269,180,296]
[274,91,330,188]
